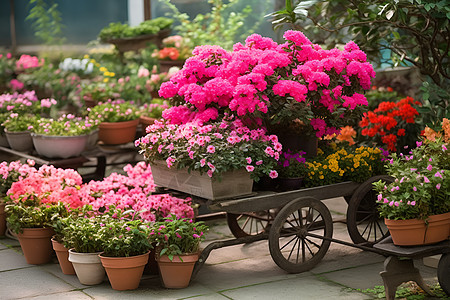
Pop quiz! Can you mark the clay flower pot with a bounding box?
[140,116,156,134]
[157,253,199,288]
[99,251,149,290]
[17,228,55,265]
[51,238,75,275]
[385,212,450,246]
[68,249,105,285]
[98,119,139,145]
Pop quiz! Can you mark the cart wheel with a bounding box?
[269,197,333,273]
[346,175,393,246]
[227,210,275,238]
[438,253,450,296]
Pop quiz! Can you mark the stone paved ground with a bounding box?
[0,198,444,300]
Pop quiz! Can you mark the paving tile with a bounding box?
[21,291,92,300]
[0,267,76,300]
[0,237,21,247]
[83,276,217,300]
[186,293,232,300]
[221,276,372,300]
[0,242,7,250]
[39,262,95,290]
[0,248,32,271]
[195,254,310,291]
[320,263,385,290]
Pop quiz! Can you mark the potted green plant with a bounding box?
[62,209,106,285]
[99,17,173,52]
[97,208,152,290]
[153,35,192,72]
[139,99,170,133]
[6,201,68,264]
[51,216,75,275]
[149,214,208,288]
[88,100,140,145]
[31,115,99,158]
[5,164,84,264]
[2,113,37,151]
[373,119,450,246]
[137,118,282,200]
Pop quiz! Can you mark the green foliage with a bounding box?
[267,1,449,87]
[361,282,450,299]
[99,17,173,40]
[26,0,65,45]
[418,81,450,130]
[5,201,68,234]
[158,0,270,50]
[149,214,208,261]
[88,101,141,123]
[3,114,37,132]
[373,137,450,220]
[98,215,152,257]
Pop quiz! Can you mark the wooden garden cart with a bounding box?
[155,174,450,298]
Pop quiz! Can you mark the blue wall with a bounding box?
[0,0,128,46]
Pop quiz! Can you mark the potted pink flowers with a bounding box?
[137,117,282,200]
[159,30,374,156]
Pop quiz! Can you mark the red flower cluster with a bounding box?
[359,96,420,152]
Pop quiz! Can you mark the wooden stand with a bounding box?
[374,237,450,299]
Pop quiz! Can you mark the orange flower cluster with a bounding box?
[423,118,450,143]
[336,126,356,145]
[155,47,180,60]
[359,96,420,152]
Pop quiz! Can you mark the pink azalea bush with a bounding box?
[4,160,194,222]
[0,160,36,198]
[80,162,194,221]
[159,30,374,138]
[136,117,282,180]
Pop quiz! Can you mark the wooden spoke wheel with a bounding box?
[227,210,276,238]
[438,253,450,296]
[269,197,333,273]
[346,175,394,246]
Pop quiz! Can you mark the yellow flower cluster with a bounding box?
[82,55,115,82]
[304,146,383,187]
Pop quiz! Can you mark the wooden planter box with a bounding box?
[150,161,253,200]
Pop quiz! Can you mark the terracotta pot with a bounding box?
[0,202,6,236]
[385,212,450,246]
[157,253,199,288]
[17,228,55,265]
[68,249,105,285]
[100,251,149,290]
[4,130,34,152]
[140,116,156,134]
[98,119,139,145]
[31,134,88,158]
[51,238,75,275]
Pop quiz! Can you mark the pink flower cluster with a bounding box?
[159,30,374,137]
[7,164,85,208]
[0,91,57,115]
[4,161,194,221]
[137,118,281,180]
[15,54,43,70]
[79,162,194,221]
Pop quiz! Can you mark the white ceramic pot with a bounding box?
[5,130,33,152]
[31,134,88,158]
[68,249,105,285]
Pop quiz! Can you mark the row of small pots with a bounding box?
[1,117,155,158]
[15,227,198,290]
